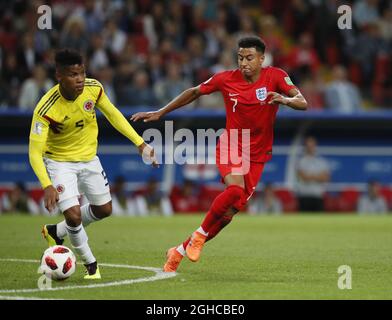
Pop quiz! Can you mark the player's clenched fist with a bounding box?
[138,142,159,168]
[44,185,59,212]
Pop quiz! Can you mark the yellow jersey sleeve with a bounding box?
[29,112,52,189]
[96,86,144,147]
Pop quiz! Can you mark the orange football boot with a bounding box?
[186,231,207,262]
[163,247,184,272]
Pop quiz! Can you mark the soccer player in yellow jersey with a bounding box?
[29,49,158,279]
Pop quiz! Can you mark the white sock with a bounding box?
[65,223,96,265]
[80,204,100,227]
[176,245,186,256]
[56,204,100,239]
[197,226,209,237]
[56,221,68,239]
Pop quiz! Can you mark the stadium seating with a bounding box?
[338,188,360,212]
[273,187,298,213]
[29,189,44,204]
[199,186,224,212]
[169,185,201,213]
[323,193,340,212]
[380,186,392,210]
[0,187,9,199]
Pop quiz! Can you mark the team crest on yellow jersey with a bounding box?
[83,100,95,112]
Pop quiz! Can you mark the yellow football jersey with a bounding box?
[29,78,144,188]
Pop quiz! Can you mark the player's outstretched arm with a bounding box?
[96,89,159,168]
[131,85,202,122]
[267,88,308,110]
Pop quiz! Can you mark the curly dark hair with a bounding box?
[55,49,83,69]
[238,36,266,53]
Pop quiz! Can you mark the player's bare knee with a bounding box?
[224,174,245,189]
[91,201,112,219]
[64,206,82,227]
[101,201,112,217]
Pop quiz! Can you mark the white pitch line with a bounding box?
[0,258,177,295]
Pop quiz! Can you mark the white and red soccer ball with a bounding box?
[40,245,76,280]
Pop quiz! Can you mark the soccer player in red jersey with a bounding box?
[131,36,308,272]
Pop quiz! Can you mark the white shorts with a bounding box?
[44,156,112,212]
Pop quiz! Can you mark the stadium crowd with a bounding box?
[1,0,391,215]
[0,0,391,110]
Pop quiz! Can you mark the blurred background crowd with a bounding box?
[0,0,391,111]
[0,0,391,216]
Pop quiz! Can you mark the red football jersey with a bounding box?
[199,67,297,163]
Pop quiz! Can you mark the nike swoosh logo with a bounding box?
[229,93,239,96]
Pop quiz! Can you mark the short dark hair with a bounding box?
[238,36,266,53]
[55,49,83,69]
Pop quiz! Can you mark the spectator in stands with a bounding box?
[234,13,257,43]
[377,6,392,42]
[285,32,321,83]
[258,15,284,66]
[103,19,127,57]
[358,180,388,214]
[311,0,341,64]
[203,20,227,63]
[0,0,391,110]
[79,0,105,34]
[298,73,325,111]
[350,22,389,88]
[154,64,191,105]
[284,0,313,38]
[353,0,380,28]
[96,66,116,104]
[0,182,39,215]
[1,53,24,107]
[324,65,363,113]
[114,61,136,106]
[210,50,236,74]
[16,32,42,79]
[121,69,158,107]
[185,34,210,83]
[59,15,88,53]
[296,136,330,212]
[146,52,165,85]
[87,33,113,76]
[248,183,282,215]
[18,65,54,110]
[134,178,173,216]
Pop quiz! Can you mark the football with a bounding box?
[40,245,76,281]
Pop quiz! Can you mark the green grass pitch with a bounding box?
[0,213,391,300]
